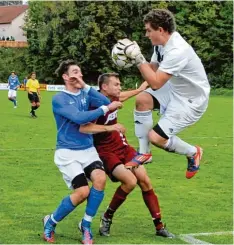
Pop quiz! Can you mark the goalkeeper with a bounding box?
[123,9,210,179]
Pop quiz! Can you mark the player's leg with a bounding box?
[133,166,175,238]
[79,147,106,244]
[12,90,17,108]
[148,100,203,179]
[99,151,137,236]
[8,90,15,106]
[43,149,89,243]
[31,93,40,117]
[134,84,171,156]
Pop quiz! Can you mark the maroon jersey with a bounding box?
[93,100,129,154]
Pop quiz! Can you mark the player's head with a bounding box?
[30,72,36,80]
[11,71,15,77]
[55,59,84,89]
[98,73,121,98]
[144,9,176,45]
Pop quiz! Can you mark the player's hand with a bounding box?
[107,101,123,111]
[111,123,126,134]
[124,41,147,66]
[137,81,149,92]
[69,76,85,89]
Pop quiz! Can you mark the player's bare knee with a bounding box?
[135,92,154,111]
[137,175,152,191]
[122,174,137,192]
[91,169,106,190]
[149,126,168,148]
[84,160,105,188]
[72,186,90,205]
[36,103,40,107]
[71,173,89,205]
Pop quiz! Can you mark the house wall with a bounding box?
[0,10,27,41]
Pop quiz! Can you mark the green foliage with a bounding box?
[4,1,232,88]
[0,48,28,83]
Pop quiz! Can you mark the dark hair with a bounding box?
[98,72,119,90]
[55,59,78,78]
[29,72,36,78]
[143,9,176,33]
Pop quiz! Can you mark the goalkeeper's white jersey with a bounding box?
[151,31,210,111]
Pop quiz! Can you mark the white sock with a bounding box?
[164,135,197,157]
[134,110,153,154]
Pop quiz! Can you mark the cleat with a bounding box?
[99,214,112,236]
[78,221,93,245]
[186,146,203,179]
[156,225,175,238]
[42,215,55,243]
[125,153,152,169]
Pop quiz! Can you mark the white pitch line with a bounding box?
[180,231,234,244]
[180,234,213,244]
[185,231,234,236]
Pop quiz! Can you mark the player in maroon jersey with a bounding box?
[80,73,174,238]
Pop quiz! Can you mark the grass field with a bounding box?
[0,90,233,244]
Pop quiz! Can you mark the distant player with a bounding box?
[124,9,210,178]
[7,71,20,108]
[26,72,40,118]
[42,60,123,244]
[81,73,174,238]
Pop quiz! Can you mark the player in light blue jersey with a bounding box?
[7,71,20,108]
[42,60,123,244]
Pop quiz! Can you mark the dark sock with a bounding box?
[104,186,129,219]
[142,189,163,230]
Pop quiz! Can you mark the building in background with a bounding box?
[0,5,28,41]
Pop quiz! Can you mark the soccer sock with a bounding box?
[164,135,197,157]
[142,189,163,230]
[104,186,129,219]
[82,187,104,228]
[134,110,153,154]
[12,99,16,106]
[49,195,76,226]
[31,106,37,115]
[34,106,38,110]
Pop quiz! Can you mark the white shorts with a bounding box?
[54,147,103,189]
[145,83,208,137]
[8,89,17,98]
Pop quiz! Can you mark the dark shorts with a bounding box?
[99,145,136,182]
[28,92,39,103]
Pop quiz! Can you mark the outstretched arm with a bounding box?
[79,122,125,134]
[119,81,149,102]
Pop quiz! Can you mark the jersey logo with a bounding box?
[105,110,117,124]
[81,98,87,106]
[69,101,75,105]
[155,46,164,63]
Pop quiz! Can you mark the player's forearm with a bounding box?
[79,123,109,134]
[37,89,40,95]
[119,89,143,102]
[138,63,167,90]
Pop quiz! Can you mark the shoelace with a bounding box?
[83,228,92,243]
[45,224,54,238]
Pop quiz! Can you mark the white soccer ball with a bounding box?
[111,39,136,69]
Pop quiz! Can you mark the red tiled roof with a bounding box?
[0,5,28,24]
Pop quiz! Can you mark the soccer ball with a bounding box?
[111,39,136,69]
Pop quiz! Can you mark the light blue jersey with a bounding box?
[8,75,20,90]
[52,86,110,150]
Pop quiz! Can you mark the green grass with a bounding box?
[0,90,233,244]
